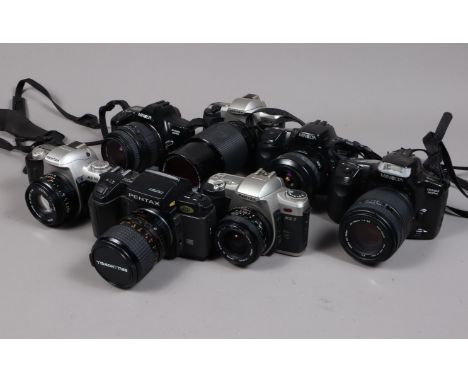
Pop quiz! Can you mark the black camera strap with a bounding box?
[247,108,305,130]
[13,78,102,130]
[0,109,65,153]
[423,112,468,218]
[331,138,382,161]
[98,100,131,137]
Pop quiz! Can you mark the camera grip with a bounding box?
[279,211,310,254]
[89,195,123,238]
[25,153,44,183]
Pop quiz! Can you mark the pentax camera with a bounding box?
[269,120,380,199]
[88,168,217,289]
[24,142,111,227]
[327,148,450,265]
[163,94,304,188]
[101,100,196,172]
[204,169,311,267]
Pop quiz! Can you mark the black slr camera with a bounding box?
[327,148,450,265]
[269,120,380,200]
[88,168,217,289]
[163,94,304,189]
[101,101,197,172]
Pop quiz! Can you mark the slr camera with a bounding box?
[88,168,217,289]
[327,148,450,265]
[24,142,111,227]
[268,120,380,200]
[163,94,304,188]
[203,169,311,267]
[101,100,197,172]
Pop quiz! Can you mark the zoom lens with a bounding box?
[271,151,323,198]
[163,121,253,188]
[90,208,172,289]
[102,122,162,171]
[215,207,273,267]
[339,188,414,265]
[25,172,80,227]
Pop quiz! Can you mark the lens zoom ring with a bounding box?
[195,122,248,173]
[103,224,156,282]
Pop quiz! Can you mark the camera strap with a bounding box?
[98,99,131,137]
[331,138,382,160]
[248,108,305,129]
[13,78,102,130]
[0,108,65,153]
[423,112,468,218]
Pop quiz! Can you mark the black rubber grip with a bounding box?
[195,122,249,173]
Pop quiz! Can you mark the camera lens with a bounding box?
[271,151,323,198]
[339,187,414,265]
[25,172,80,227]
[215,207,273,267]
[102,122,162,171]
[163,121,253,189]
[90,208,172,289]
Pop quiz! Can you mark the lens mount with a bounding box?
[25,172,80,227]
[90,208,173,288]
[271,151,323,198]
[102,122,162,171]
[215,207,273,267]
[339,188,414,265]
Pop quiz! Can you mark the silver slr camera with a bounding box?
[204,169,311,266]
[25,142,112,227]
[204,93,298,127]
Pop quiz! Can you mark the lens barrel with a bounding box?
[339,188,414,265]
[90,208,172,289]
[25,172,80,227]
[163,121,251,188]
[215,207,273,267]
[102,122,162,171]
[271,151,323,198]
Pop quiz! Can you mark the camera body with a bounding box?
[89,167,217,260]
[204,169,310,266]
[103,101,195,171]
[25,142,111,226]
[328,148,450,240]
[269,120,377,200]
